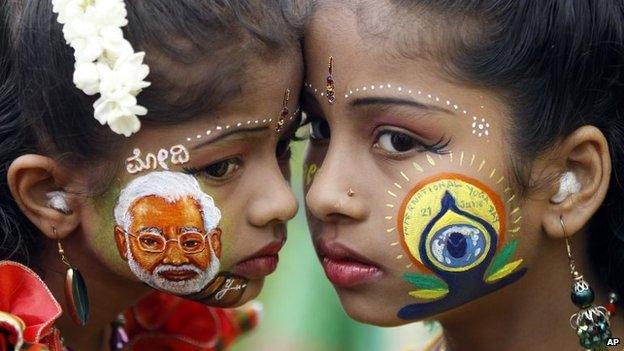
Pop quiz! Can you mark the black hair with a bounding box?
[0,0,308,265]
[383,1,624,298]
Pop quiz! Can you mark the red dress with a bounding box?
[0,261,260,351]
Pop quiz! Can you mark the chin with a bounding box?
[336,288,409,327]
[229,278,265,307]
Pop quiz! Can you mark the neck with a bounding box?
[41,243,149,351]
[436,233,623,351]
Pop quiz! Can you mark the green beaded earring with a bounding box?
[561,216,612,350]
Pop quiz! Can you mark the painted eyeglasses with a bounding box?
[124,230,209,254]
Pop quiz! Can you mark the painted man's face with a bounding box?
[115,195,222,295]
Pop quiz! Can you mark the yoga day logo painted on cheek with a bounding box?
[382,152,526,320]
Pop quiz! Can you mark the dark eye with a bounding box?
[376,131,416,153]
[204,158,241,179]
[374,130,450,155]
[140,238,159,249]
[182,240,201,249]
[310,117,330,140]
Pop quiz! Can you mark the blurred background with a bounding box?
[230,140,440,351]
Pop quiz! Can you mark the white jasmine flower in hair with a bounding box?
[52,0,89,24]
[53,0,150,137]
[93,91,146,137]
[107,113,142,137]
[73,62,100,95]
[99,52,150,96]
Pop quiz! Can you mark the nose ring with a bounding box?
[347,188,355,197]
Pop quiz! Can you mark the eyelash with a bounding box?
[182,115,304,180]
[182,157,243,182]
[304,114,451,156]
[373,129,451,157]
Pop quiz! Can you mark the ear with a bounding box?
[7,155,81,240]
[210,227,222,258]
[538,126,611,238]
[114,225,128,260]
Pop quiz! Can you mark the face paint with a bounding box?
[126,145,190,174]
[305,79,491,140]
[114,100,301,306]
[112,171,247,303]
[394,172,526,320]
[304,163,319,187]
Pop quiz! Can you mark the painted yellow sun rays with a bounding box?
[384,151,522,270]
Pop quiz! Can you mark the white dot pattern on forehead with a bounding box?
[305,81,492,140]
[180,107,301,144]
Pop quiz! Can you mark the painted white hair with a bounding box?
[114,171,221,231]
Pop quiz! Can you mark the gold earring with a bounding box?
[55,227,89,326]
[325,56,335,104]
[275,88,290,133]
[560,216,612,349]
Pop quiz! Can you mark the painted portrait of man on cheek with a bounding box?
[113,171,222,296]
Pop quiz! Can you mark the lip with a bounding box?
[158,270,198,282]
[232,240,284,279]
[315,239,383,288]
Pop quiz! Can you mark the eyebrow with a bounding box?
[191,125,269,150]
[138,227,163,235]
[180,226,202,233]
[349,97,454,115]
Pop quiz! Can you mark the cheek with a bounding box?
[131,246,162,272]
[375,154,526,320]
[190,251,211,269]
[82,189,136,275]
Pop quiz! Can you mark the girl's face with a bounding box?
[79,54,301,306]
[303,6,539,325]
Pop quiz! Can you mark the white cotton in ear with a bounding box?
[550,171,582,204]
[46,190,72,214]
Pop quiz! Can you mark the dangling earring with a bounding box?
[325,56,335,104]
[55,227,89,326]
[561,216,612,349]
[275,88,290,133]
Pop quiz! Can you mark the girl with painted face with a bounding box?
[302,1,624,350]
[0,0,307,350]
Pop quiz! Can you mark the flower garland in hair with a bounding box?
[52,0,150,137]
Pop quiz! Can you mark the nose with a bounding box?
[247,161,298,227]
[305,145,369,222]
[162,240,190,265]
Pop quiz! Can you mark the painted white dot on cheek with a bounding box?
[363,87,367,91]
[398,87,402,91]
[187,137,191,141]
